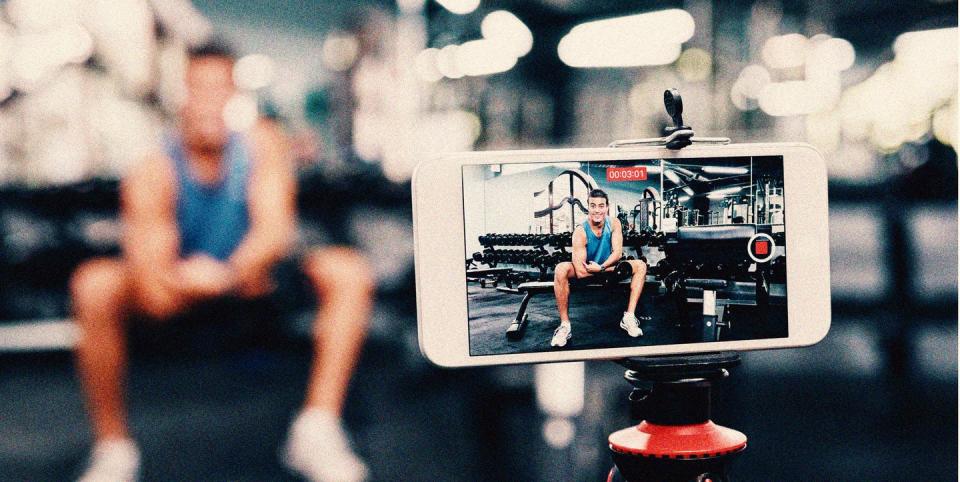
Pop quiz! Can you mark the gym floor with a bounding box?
[467,281,788,355]
[0,315,954,481]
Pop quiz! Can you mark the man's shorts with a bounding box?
[127,257,314,357]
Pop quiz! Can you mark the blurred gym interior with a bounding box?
[0,0,956,480]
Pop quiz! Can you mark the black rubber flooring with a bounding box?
[0,318,955,481]
[468,283,787,356]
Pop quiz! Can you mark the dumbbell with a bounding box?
[521,250,536,264]
[517,249,528,264]
[534,252,552,268]
[515,250,529,264]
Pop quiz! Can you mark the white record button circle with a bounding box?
[747,233,776,263]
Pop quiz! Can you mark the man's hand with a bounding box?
[585,261,604,273]
[177,255,238,299]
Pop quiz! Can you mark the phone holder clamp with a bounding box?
[609,89,732,150]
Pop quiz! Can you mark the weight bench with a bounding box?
[504,275,657,340]
[466,267,512,288]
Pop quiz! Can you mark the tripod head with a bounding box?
[608,352,746,482]
[619,353,739,424]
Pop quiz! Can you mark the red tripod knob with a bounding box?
[609,420,746,459]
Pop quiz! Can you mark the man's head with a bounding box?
[181,41,236,153]
[587,189,609,225]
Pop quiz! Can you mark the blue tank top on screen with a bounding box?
[583,217,613,264]
[165,132,251,261]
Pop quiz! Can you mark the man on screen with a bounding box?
[550,189,647,347]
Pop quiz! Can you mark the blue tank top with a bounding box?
[165,132,251,261]
[583,217,613,264]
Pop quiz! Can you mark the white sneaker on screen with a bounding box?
[282,408,369,482]
[551,323,572,347]
[77,438,140,482]
[620,312,644,337]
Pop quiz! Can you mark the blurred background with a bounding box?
[0,0,955,480]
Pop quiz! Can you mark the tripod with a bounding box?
[606,352,746,482]
[604,90,746,481]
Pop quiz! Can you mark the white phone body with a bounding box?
[413,143,830,367]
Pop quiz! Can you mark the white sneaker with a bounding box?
[620,312,644,337]
[550,323,572,347]
[77,438,140,482]
[282,409,369,482]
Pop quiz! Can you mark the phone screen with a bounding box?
[462,156,787,356]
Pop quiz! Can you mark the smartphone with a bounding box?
[413,143,830,367]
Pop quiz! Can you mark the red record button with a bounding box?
[747,233,776,263]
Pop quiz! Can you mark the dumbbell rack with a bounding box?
[471,233,574,287]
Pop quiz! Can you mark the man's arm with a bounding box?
[120,152,183,307]
[228,120,297,290]
[570,227,590,278]
[598,218,624,270]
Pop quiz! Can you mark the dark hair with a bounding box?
[188,40,236,61]
[588,189,608,204]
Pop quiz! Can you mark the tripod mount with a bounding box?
[606,352,746,482]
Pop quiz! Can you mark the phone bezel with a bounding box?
[413,143,830,367]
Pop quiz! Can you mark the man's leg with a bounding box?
[552,262,584,347]
[284,246,373,482]
[73,258,186,439]
[72,258,185,481]
[301,247,374,414]
[72,258,132,442]
[553,262,575,324]
[618,259,648,338]
[625,259,648,314]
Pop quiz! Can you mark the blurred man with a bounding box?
[550,189,647,347]
[72,43,372,482]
